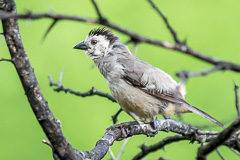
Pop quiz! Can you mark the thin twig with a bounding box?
[42,18,58,41]
[112,108,123,124]
[176,65,223,82]
[197,117,240,160]
[50,70,121,123]
[147,0,181,43]
[58,68,64,86]
[229,147,240,157]
[108,148,116,160]
[234,81,240,117]
[1,13,240,73]
[133,135,187,160]
[0,58,13,63]
[91,0,106,23]
[49,74,116,102]
[115,138,129,160]
[216,149,225,160]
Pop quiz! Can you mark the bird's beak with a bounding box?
[73,41,88,50]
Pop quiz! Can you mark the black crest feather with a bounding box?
[89,27,119,44]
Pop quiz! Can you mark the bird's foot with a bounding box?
[146,127,159,137]
[146,117,160,137]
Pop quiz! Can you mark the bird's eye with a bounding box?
[91,40,97,45]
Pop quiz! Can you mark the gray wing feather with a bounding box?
[117,55,185,104]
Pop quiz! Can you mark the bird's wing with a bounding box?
[118,56,187,105]
[117,56,225,128]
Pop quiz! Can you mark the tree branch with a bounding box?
[133,135,187,160]
[0,13,240,73]
[147,0,181,43]
[48,73,116,103]
[197,117,240,160]
[80,119,240,159]
[42,18,58,41]
[2,1,240,160]
[216,149,225,160]
[90,0,107,23]
[1,1,79,159]
[115,138,129,160]
[49,70,122,124]
[112,108,123,124]
[0,58,13,63]
[176,65,223,82]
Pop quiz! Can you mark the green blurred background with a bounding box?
[1,0,240,159]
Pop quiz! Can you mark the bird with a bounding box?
[74,27,225,135]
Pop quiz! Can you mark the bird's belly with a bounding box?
[109,79,162,123]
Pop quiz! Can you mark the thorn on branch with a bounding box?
[42,18,58,42]
[42,139,53,148]
[42,139,61,160]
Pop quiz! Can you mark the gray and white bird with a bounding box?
[74,28,224,134]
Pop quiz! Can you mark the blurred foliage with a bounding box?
[1,0,240,159]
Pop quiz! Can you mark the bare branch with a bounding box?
[115,138,129,160]
[1,1,79,159]
[234,82,240,117]
[108,148,116,160]
[57,68,64,86]
[82,119,240,159]
[197,117,240,160]
[42,18,58,41]
[0,58,13,63]
[2,1,240,160]
[49,74,116,102]
[1,13,240,73]
[133,135,187,160]
[216,149,225,160]
[176,65,223,82]
[91,0,107,23]
[112,108,123,124]
[147,0,181,43]
[229,148,240,157]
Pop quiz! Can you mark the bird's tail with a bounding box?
[182,104,225,129]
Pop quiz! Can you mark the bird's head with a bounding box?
[74,27,119,60]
